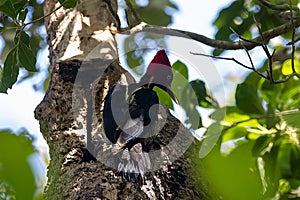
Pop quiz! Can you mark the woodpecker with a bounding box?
[103,49,178,183]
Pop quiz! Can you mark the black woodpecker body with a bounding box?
[103,49,178,183]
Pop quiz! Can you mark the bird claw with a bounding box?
[112,143,124,155]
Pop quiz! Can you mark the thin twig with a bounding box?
[253,16,275,83]
[229,27,262,46]
[120,20,300,51]
[230,27,268,79]
[190,52,252,70]
[23,4,63,27]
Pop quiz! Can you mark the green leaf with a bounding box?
[290,144,300,178]
[17,7,28,23]
[19,30,30,46]
[58,0,78,8]
[236,82,265,115]
[190,79,208,106]
[0,0,16,19]
[136,0,177,26]
[0,26,4,33]
[17,42,37,72]
[0,130,36,200]
[153,86,173,109]
[281,59,300,75]
[171,61,189,103]
[202,141,263,199]
[199,122,223,158]
[172,60,188,80]
[222,126,248,142]
[0,48,19,93]
[252,135,273,157]
[283,112,300,129]
[210,107,226,121]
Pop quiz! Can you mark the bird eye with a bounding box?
[167,75,171,80]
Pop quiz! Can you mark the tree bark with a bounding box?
[35,0,209,199]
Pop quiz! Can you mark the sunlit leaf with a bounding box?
[153,86,173,109]
[281,59,300,75]
[278,179,291,195]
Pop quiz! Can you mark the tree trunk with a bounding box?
[35,0,209,199]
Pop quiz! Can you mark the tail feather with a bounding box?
[115,143,150,184]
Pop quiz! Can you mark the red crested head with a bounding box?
[146,49,171,74]
[141,49,178,103]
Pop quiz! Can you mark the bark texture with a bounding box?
[35,0,209,199]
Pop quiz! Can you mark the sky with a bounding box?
[0,0,253,161]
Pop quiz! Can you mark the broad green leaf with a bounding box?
[17,42,37,72]
[0,48,19,93]
[58,0,78,8]
[0,0,16,19]
[190,79,209,107]
[236,82,265,115]
[281,59,300,75]
[19,30,30,46]
[17,7,28,23]
[172,60,188,80]
[0,130,36,200]
[283,112,300,129]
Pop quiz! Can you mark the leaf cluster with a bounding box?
[0,0,78,93]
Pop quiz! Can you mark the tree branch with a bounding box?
[120,19,300,50]
[258,0,298,11]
